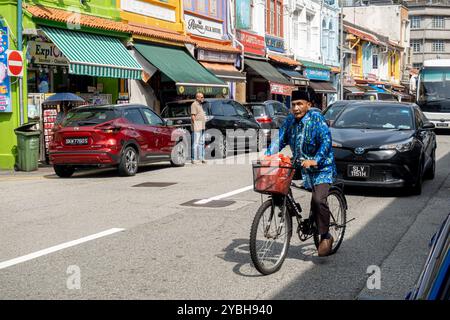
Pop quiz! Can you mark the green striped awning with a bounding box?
[41,27,142,79]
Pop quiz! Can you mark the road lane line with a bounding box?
[0,228,125,270]
[195,185,253,205]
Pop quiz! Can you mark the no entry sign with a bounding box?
[7,50,23,77]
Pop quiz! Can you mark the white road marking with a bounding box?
[195,185,253,205]
[0,228,125,270]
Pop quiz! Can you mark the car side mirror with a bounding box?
[165,119,174,126]
[422,122,435,130]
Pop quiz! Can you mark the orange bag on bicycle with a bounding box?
[253,154,295,195]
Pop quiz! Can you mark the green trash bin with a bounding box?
[14,122,41,172]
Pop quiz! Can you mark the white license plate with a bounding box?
[436,123,449,127]
[348,165,370,178]
[65,138,88,145]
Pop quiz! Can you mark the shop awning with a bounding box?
[309,81,337,93]
[277,67,309,86]
[357,85,378,92]
[245,59,293,86]
[368,84,388,93]
[200,62,246,82]
[298,60,331,71]
[41,27,142,80]
[134,43,228,95]
[344,86,364,94]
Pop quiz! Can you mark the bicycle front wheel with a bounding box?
[250,198,292,275]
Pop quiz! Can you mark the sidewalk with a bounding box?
[357,162,450,299]
[0,164,54,177]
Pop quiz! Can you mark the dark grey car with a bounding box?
[161,99,262,158]
[244,100,289,142]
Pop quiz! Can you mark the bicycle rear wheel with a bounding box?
[250,198,292,275]
[313,189,347,254]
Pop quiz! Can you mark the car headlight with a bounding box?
[332,141,342,148]
[379,137,414,152]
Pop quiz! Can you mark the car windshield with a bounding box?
[162,102,210,117]
[62,108,120,127]
[248,105,267,117]
[333,105,413,130]
[323,104,347,121]
[419,69,450,101]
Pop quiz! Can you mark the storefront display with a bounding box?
[0,27,12,113]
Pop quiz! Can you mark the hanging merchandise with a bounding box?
[0,27,12,112]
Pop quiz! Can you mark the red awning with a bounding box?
[345,26,380,45]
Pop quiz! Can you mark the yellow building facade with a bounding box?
[117,0,185,35]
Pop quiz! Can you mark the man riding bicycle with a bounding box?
[265,95,337,257]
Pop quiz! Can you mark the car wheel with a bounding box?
[425,149,436,180]
[217,137,227,159]
[409,163,423,196]
[53,165,75,178]
[118,146,138,176]
[170,142,186,167]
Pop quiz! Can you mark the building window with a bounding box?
[277,1,282,37]
[432,16,445,29]
[270,0,275,35]
[306,14,313,50]
[373,54,378,69]
[328,21,334,60]
[411,40,421,53]
[197,1,206,13]
[433,40,445,52]
[209,0,218,18]
[322,19,328,51]
[184,0,193,10]
[411,16,421,29]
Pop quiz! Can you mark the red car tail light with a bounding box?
[95,123,121,133]
[256,117,272,123]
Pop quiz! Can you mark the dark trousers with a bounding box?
[310,183,331,235]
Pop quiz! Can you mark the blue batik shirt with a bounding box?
[266,109,337,188]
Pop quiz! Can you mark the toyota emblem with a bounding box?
[354,147,365,155]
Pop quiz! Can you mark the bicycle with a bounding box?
[249,159,350,275]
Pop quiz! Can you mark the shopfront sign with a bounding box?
[185,14,224,40]
[28,41,68,66]
[366,73,377,82]
[236,30,265,56]
[265,35,285,53]
[121,0,176,22]
[304,68,330,81]
[177,85,229,96]
[270,82,294,96]
[198,50,236,63]
[343,75,356,86]
[0,27,11,112]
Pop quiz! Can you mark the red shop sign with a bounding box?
[236,30,265,56]
[270,82,294,96]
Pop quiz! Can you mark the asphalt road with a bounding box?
[1,134,450,300]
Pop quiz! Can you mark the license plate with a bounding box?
[436,122,449,127]
[348,165,370,178]
[65,138,88,145]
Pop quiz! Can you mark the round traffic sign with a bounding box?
[7,50,23,77]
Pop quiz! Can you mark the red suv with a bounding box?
[49,104,187,177]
